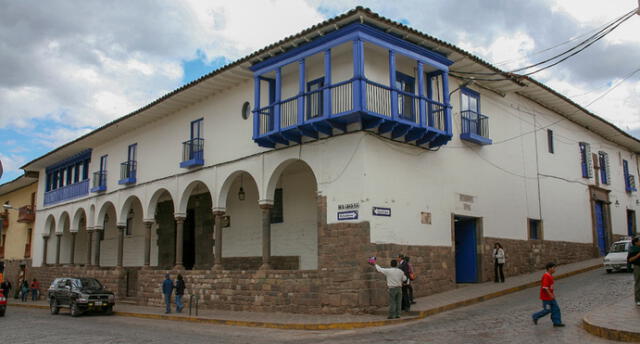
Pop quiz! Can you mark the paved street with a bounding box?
[1,268,633,343]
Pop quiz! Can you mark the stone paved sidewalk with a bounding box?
[10,258,603,330]
[583,296,640,342]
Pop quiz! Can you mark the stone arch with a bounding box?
[146,188,175,222]
[43,214,56,237]
[88,204,96,229]
[119,195,143,227]
[71,207,87,232]
[57,211,70,234]
[177,180,212,215]
[265,159,319,202]
[217,170,260,210]
[96,201,117,229]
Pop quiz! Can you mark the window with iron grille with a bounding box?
[598,151,610,185]
[579,142,592,178]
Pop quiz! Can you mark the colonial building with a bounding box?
[22,8,639,313]
[0,175,37,286]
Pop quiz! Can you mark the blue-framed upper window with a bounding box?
[120,144,137,185]
[598,151,610,185]
[624,159,636,192]
[460,87,491,144]
[395,71,415,121]
[461,88,480,113]
[579,142,592,178]
[99,155,108,172]
[191,118,203,140]
[306,78,324,119]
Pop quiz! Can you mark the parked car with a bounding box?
[0,290,6,316]
[604,240,633,273]
[48,277,115,317]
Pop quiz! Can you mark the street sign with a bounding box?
[372,207,391,217]
[337,210,358,221]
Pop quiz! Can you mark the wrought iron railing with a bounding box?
[17,205,35,223]
[331,81,353,115]
[365,80,392,117]
[120,160,137,181]
[257,106,274,135]
[461,110,489,138]
[306,88,324,120]
[182,138,204,163]
[280,97,298,128]
[427,100,446,131]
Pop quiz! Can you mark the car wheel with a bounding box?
[606,269,612,274]
[70,302,81,317]
[49,298,59,315]
[104,305,113,315]
[0,307,5,317]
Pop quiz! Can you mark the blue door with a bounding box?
[455,218,478,283]
[594,202,607,256]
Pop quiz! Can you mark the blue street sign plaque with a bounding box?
[372,207,391,217]
[337,210,358,221]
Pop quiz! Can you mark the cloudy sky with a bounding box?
[1,0,639,183]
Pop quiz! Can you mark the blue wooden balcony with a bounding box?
[250,23,453,150]
[118,160,137,185]
[91,171,107,193]
[460,110,492,145]
[44,179,89,206]
[180,138,204,168]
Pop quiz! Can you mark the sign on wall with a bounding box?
[337,210,358,221]
[372,207,391,217]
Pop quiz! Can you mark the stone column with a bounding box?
[144,221,153,268]
[117,225,125,268]
[86,229,94,266]
[212,211,225,270]
[259,204,272,270]
[55,233,62,266]
[94,229,102,266]
[70,232,77,265]
[174,217,185,270]
[42,236,49,265]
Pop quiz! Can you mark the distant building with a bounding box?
[20,7,640,313]
[0,175,37,286]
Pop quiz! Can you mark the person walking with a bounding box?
[532,262,565,327]
[493,242,506,283]
[20,280,29,302]
[627,237,640,306]
[370,258,407,319]
[30,278,40,301]
[162,274,174,314]
[175,274,185,313]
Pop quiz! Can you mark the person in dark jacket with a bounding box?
[398,254,411,312]
[1,280,11,301]
[175,274,186,313]
[162,274,174,314]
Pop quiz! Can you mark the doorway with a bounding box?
[454,216,479,283]
[594,201,607,256]
[627,209,636,237]
[183,208,196,270]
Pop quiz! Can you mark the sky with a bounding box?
[0,0,639,184]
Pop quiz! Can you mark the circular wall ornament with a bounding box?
[241,101,251,120]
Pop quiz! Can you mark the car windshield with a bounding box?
[610,242,629,253]
[77,278,103,290]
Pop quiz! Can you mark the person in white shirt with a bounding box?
[370,259,407,319]
[493,242,506,283]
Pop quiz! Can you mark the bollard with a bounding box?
[188,295,193,316]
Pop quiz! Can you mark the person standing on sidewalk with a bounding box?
[397,254,411,312]
[30,278,40,301]
[627,237,640,306]
[370,258,407,319]
[20,280,29,302]
[493,243,506,283]
[162,274,174,314]
[532,262,565,327]
[175,274,186,313]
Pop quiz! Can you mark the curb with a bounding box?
[9,263,603,331]
[583,315,640,342]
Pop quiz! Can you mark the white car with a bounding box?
[604,240,633,273]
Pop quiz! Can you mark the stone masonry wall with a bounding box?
[30,265,126,299]
[481,237,597,282]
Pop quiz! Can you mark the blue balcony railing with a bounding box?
[43,179,89,206]
[180,138,204,168]
[91,171,107,193]
[118,161,137,185]
[460,110,492,145]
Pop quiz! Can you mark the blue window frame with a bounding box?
[598,151,609,185]
[191,118,203,140]
[529,219,541,240]
[306,78,324,119]
[128,143,137,162]
[395,72,415,121]
[44,149,92,206]
[579,142,591,178]
[120,144,137,185]
[624,159,636,192]
[100,155,108,172]
[461,88,480,113]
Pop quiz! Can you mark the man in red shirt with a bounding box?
[532,262,565,327]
